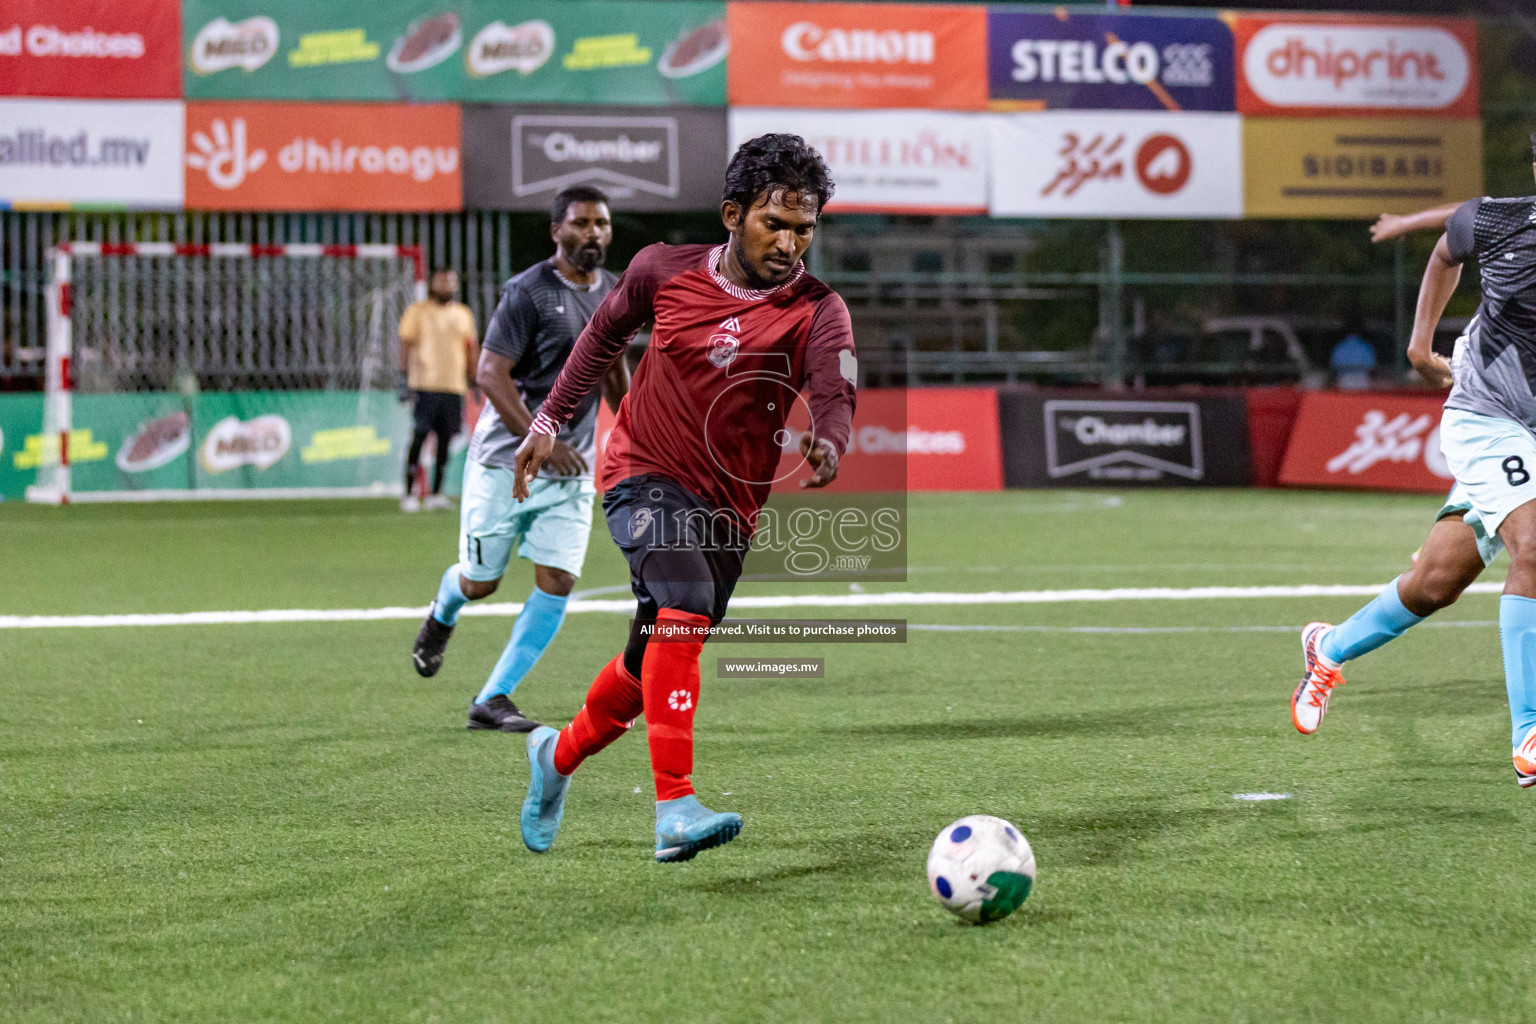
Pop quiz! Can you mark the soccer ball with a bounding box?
[926,815,1036,924]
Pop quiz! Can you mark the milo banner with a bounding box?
[0,391,422,501]
[182,0,726,105]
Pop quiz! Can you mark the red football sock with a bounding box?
[554,653,642,776]
[642,608,711,801]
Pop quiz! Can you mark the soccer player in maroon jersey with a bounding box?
[511,134,857,861]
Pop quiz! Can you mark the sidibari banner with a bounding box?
[727,1,987,110]
[0,98,184,209]
[1232,14,1478,118]
[1278,391,1450,494]
[986,10,1234,112]
[728,108,988,214]
[182,0,726,105]
[184,101,461,211]
[1244,117,1483,219]
[0,0,181,99]
[988,111,1242,219]
[461,104,726,212]
[0,390,410,501]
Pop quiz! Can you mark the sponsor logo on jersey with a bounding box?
[465,20,554,77]
[781,23,934,65]
[199,414,291,473]
[189,17,279,75]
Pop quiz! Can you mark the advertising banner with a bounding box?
[986,10,1234,112]
[0,0,181,99]
[1244,117,1483,219]
[989,111,1242,219]
[727,2,987,110]
[999,390,1252,487]
[1233,14,1478,118]
[462,104,726,212]
[0,99,184,209]
[182,0,726,105]
[1278,391,1451,494]
[1,390,410,501]
[728,108,988,214]
[184,101,461,211]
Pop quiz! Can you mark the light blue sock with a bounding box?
[432,565,469,626]
[475,587,569,704]
[1318,575,1424,664]
[1499,595,1536,748]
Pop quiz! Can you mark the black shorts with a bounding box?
[412,390,463,439]
[603,473,748,624]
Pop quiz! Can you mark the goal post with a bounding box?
[28,242,425,504]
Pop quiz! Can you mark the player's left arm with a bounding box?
[461,306,480,394]
[799,294,858,489]
[1370,202,1463,244]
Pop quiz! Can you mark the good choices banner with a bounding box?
[986,10,1234,112]
[0,391,409,500]
[728,2,986,110]
[989,111,1242,219]
[184,101,461,211]
[462,105,726,212]
[728,108,988,214]
[1278,391,1451,493]
[1233,15,1478,118]
[1244,117,1483,219]
[182,0,726,105]
[0,99,184,209]
[0,0,181,99]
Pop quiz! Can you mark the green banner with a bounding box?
[0,391,448,501]
[183,0,727,105]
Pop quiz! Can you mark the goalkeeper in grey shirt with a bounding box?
[411,186,629,733]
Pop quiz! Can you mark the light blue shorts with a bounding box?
[458,461,595,581]
[1436,408,1536,565]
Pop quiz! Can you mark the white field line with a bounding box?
[0,582,1507,630]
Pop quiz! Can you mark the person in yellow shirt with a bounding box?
[398,267,478,511]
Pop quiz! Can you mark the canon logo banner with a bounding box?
[1235,16,1477,116]
[781,23,935,65]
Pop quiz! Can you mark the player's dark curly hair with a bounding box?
[551,185,609,225]
[723,134,834,215]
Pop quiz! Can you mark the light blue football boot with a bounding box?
[520,726,571,853]
[654,795,743,863]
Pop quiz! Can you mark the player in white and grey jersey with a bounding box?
[412,185,630,734]
[1289,137,1536,788]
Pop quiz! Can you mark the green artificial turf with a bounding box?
[2,490,1533,1023]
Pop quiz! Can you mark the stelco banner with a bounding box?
[728,108,988,214]
[998,391,1252,487]
[0,391,408,501]
[462,104,725,212]
[986,11,1234,112]
[0,0,181,99]
[1244,117,1483,219]
[1233,15,1478,118]
[1278,392,1451,494]
[184,101,461,211]
[182,0,726,105]
[989,111,1242,219]
[0,99,184,209]
[727,1,987,110]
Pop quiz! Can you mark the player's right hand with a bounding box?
[1369,213,1405,243]
[1408,349,1454,389]
[513,432,554,501]
[545,441,588,478]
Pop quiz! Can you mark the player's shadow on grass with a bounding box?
[693,833,915,895]
[1349,676,1505,717]
[1026,805,1233,868]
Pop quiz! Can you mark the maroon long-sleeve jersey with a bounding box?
[528,242,857,528]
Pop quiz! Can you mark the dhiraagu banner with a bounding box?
[0,391,423,501]
[181,0,727,105]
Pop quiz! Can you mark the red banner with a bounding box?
[1233,14,1478,118]
[184,102,462,212]
[727,2,988,110]
[0,0,181,100]
[1278,391,1452,494]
